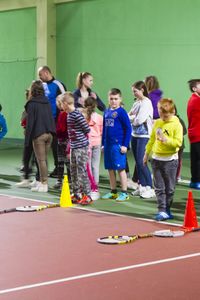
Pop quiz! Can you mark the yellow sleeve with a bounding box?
[145,125,156,155]
[165,122,183,149]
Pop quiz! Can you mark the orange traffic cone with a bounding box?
[182,190,199,230]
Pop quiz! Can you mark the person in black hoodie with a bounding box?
[25,80,56,192]
[73,72,106,112]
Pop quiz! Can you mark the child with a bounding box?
[129,81,154,198]
[54,95,70,189]
[60,92,92,205]
[143,98,183,221]
[187,79,200,189]
[82,96,103,200]
[102,88,132,201]
[0,104,7,141]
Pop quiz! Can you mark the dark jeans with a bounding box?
[176,148,183,180]
[190,142,200,182]
[51,133,58,169]
[57,140,71,182]
[131,136,152,187]
[23,141,39,180]
[151,159,178,212]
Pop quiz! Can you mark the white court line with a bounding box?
[0,252,200,295]
[74,206,182,227]
[0,193,181,227]
[0,193,56,205]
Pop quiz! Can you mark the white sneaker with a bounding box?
[29,179,40,188]
[31,182,48,192]
[15,179,30,188]
[140,186,155,199]
[90,191,100,201]
[131,185,146,196]
[127,178,138,190]
[177,178,190,184]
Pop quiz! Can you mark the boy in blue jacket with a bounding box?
[0,104,7,141]
[102,88,132,201]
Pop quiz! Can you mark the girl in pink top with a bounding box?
[82,97,103,200]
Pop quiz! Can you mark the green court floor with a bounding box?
[0,139,199,225]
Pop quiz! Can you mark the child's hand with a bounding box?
[157,134,167,143]
[120,146,127,153]
[156,128,167,143]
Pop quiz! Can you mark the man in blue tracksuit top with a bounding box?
[38,66,66,177]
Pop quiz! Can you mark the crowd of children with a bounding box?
[9,69,196,219]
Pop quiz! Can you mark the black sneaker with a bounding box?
[49,168,58,178]
[53,180,62,189]
[20,166,33,174]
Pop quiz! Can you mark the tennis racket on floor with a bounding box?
[0,203,60,214]
[97,229,185,245]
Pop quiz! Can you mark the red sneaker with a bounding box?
[71,194,81,204]
[79,194,93,205]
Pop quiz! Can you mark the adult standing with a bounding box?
[73,72,106,112]
[25,80,56,192]
[187,79,200,189]
[38,65,66,177]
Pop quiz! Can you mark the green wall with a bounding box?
[56,0,200,151]
[1,0,200,150]
[0,7,36,138]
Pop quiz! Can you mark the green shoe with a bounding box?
[116,192,129,201]
[102,192,118,199]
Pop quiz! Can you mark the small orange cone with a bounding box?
[182,191,199,230]
[60,175,73,208]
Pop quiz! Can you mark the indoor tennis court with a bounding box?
[0,194,200,300]
[0,140,200,300]
[1,1,200,299]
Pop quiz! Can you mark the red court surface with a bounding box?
[0,194,200,300]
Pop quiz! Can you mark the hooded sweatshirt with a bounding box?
[145,116,183,157]
[148,89,163,119]
[25,96,56,146]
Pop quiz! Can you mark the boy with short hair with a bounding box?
[102,88,132,201]
[187,79,200,189]
[60,92,92,205]
[0,104,7,141]
[143,98,183,221]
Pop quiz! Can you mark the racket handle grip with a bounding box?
[0,208,16,214]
